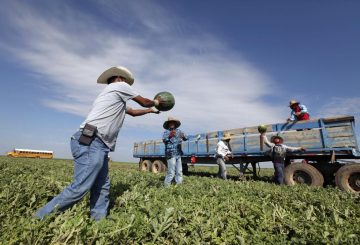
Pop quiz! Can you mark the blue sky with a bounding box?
[0,0,359,162]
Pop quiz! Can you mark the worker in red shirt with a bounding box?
[288,100,310,122]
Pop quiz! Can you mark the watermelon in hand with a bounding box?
[154,91,175,111]
[258,125,267,133]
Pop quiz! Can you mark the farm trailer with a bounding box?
[133,116,360,192]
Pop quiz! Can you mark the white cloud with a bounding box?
[317,97,360,118]
[0,0,289,161]
[317,97,360,130]
[317,97,360,143]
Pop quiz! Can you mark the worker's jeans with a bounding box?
[216,157,227,180]
[35,131,110,221]
[273,162,285,184]
[164,156,183,187]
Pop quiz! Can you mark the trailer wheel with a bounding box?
[335,164,360,193]
[160,162,167,172]
[151,160,164,173]
[284,163,324,187]
[139,160,152,171]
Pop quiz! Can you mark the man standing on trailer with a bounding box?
[215,133,233,180]
[288,100,310,122]
[261,133,305,184]
[163,117,188,187]
[35,66,161,221]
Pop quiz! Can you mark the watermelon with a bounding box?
[154,91,175,111]
[258,125,267,133]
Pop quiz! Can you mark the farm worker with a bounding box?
[261,133,306,184]
[163,117,188,187]
[215,133,233,180]
[288,100,310,122]
[35,66,162,221]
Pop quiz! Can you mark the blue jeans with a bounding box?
[273,162,285,184]
[164,156,183,187]
[35,131,110,220]
[216,157,227,180]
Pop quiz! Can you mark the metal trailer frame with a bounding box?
[134,116,360,192]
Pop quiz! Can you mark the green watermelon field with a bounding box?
[0,156,359,244]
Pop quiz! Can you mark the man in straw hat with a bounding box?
[163,117,188,187]
[261,133,305,184]
[215,133,233,180]
[36,66,161,221]
[288,100,310,122]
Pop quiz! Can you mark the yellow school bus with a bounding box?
[7,149,54,159]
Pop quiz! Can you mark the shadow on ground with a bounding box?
[108,183,131,210]
[186,170,276,183]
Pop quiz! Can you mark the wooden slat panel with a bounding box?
[180,141,187,155]
[133,143,138,155]
[323,115,354,123]
[257,129,323,149]
[154,141,165,155]
[145,141,154,155]
[223,128,244,135]
[327,126,354,138]
[329,138,356,148]
[138,143,145,155]
[247,135,261,145]
[223,124,274,135]
[282,130,321,141]
[230,136,245,152]
[188,141,197,154]
[207,131,218,138]
[197,139,207,153]
[208,138,218,154]
[326,122,353,127]
[244,126,263,134]
[281,130,322,148]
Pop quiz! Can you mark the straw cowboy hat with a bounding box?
[289,100,300,107]
[222,133,231,141]
[163,117,181,129]
[271,135,284,143]
[97,66,134,85]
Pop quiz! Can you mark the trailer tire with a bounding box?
[160,162,167,172]
[139,160,152,172]
[335,164,360,193]
[151,160,164,174]
[284,163,324,187]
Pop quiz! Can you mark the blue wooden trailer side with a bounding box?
[134,116,360,192]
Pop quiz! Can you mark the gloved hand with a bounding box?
[153,96,163,107]
[169,130,176,138]
[150,107,160,114]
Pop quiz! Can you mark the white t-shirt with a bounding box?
[216,140,232,158]
[80,82,139,151]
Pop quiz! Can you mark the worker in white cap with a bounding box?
[36,66,161,221]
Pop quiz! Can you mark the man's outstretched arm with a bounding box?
[126,107,159,117]
[132,95,160,108]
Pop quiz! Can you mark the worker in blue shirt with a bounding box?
[162,117,188,187]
